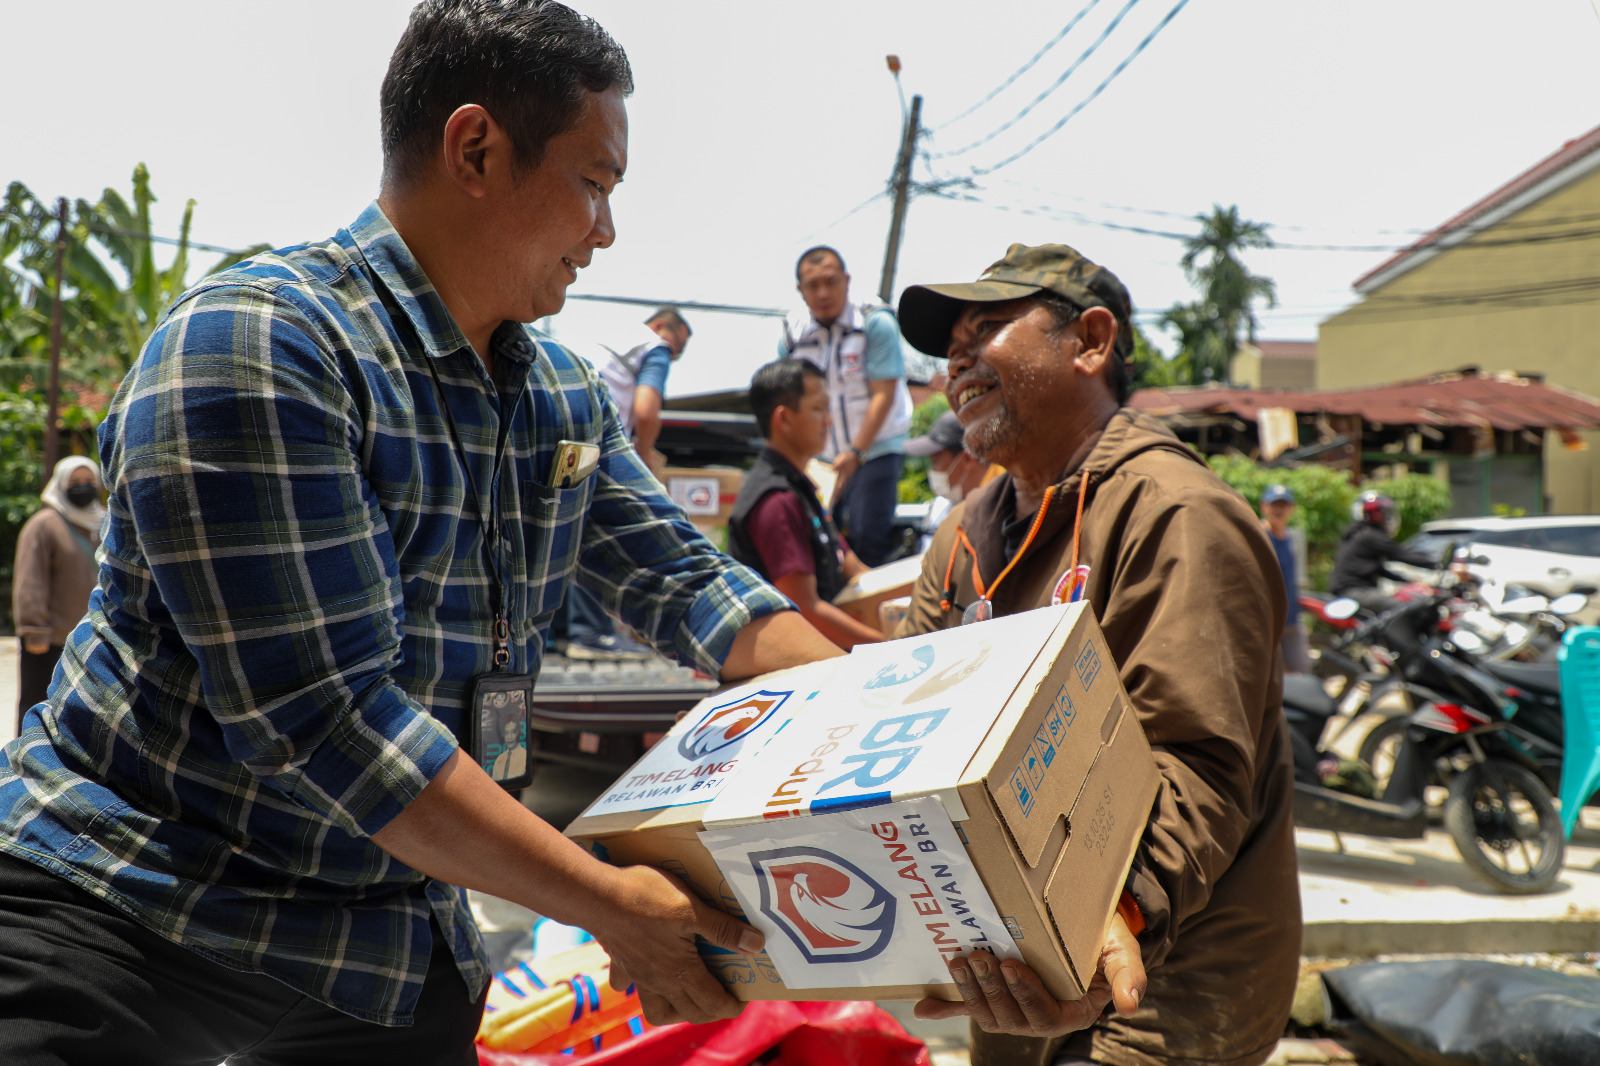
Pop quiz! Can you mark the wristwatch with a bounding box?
[847,446,864,462]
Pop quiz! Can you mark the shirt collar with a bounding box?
[344,202,474,362]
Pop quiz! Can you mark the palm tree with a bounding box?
[1179,205,1277,385]
[1159,300,1229,386]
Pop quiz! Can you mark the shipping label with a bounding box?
[700,798,1020,989]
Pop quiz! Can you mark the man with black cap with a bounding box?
[895,244,1300,1066]
[906,410,994,544]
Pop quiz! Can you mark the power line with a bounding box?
[930,0,1145,159]
[966,0,1194,177]
[932,0,1109,131]
[796,191,888,244]
[0,210,256,257]
[945,189,1600,253]
[988,178,1600,239]
[565,293,785,318]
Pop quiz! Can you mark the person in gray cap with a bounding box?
[1260,484,1311,673]
[906,410,992,545]
[895,243,1299,1066]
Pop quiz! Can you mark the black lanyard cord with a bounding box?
[421,355,512,669]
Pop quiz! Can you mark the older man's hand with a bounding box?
[912,912,1145,1037]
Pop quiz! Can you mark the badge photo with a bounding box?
[470,672,537,791]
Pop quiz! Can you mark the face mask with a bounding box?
[65,484,99,507]
[927,469,964,503]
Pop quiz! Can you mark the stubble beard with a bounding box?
[962,391,1023,467]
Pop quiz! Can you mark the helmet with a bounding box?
[1356,492,1399,535]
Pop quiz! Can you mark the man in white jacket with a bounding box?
[779,246,912,566]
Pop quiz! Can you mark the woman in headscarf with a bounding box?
[12,456,104,730]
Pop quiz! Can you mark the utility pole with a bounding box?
[43,196,67,486]
[878,88,922,305]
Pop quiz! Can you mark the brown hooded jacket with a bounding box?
[897,408,1301,1066]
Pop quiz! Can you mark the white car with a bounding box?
[1398,516,1600,598]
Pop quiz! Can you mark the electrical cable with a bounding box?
[932,0,1109,131]
[930,0,1145,158]
[966,0,1193,176]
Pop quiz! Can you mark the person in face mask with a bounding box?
[12,456,105,731]
[906,411,996,548]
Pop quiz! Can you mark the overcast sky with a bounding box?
[6,0,1600,396]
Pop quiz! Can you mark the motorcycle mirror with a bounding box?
[1550,592,1588,616]
[1324,597,1362,621]
[1450,629,1486,653]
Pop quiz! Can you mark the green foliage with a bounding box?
[1208,455,1359,589]
[0,164,260,630]
[1128,325,1189,390]
[1492,502,1528,518]
[1361,473,1452,544]
[2,166,269,395]
[1153,205,1277,387]
[0,393,48,632]
[899,393,950,504]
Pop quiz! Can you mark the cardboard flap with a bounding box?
[1041,704,1159,991]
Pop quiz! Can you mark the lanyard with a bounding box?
[942,472,1090,623]
[423,356,513,669]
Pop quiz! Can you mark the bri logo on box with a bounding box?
[865,644,936,690]
[678,690,791,760]
[863,641,992,704]
[751,846,897,963]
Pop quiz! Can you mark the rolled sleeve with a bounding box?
[117,282,455,838]
[571,393,791,675]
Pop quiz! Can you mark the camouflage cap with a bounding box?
[897,242,1135,361]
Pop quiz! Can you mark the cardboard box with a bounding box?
[832,555,924,634]
[704,605,1157,1003]
[661,465,744,535]
[571,605,1158,1004]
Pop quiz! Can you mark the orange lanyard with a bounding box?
[941,473,1090,616]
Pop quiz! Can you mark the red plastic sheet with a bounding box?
[477,1000,932,1066]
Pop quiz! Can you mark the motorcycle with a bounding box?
[1283,588,1567,894]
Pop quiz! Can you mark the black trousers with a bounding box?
[0,853,485,1065]
[15,644,61,735]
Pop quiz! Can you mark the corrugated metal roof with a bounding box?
[1128,370,1600,431]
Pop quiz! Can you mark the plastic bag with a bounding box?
[477,999,931,1066]
[1324,959,1600,1065]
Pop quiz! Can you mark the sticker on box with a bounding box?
[580,687,794,816]
[700,798,1019,989]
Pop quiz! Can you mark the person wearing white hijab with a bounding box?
[12,456,104,729]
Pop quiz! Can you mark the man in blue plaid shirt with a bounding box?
[0,3,841,1061]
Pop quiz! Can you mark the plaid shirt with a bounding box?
[0,203,789,1025]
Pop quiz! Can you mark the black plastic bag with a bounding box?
[1323,959,1600,1065]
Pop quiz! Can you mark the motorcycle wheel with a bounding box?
[1444,760,1565,894]
[1356,716,1409,794]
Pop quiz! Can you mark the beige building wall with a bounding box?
[1318,163,1600,514]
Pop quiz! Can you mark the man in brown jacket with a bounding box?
[896,244,1300,1066]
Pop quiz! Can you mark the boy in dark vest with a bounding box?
[728,360,883,649]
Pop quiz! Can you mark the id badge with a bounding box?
[469,672,536,791]
[550,440,600,488]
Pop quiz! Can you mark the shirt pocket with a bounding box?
[521,477,594,618]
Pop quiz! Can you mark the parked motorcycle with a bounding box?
[1283,589,1566,894]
